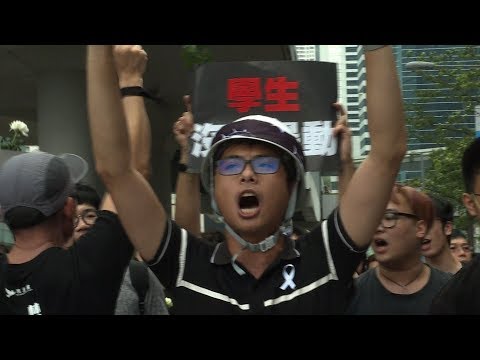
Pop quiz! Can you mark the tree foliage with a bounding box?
[404,45,480,233]
[406,46,479,146]
[421,138,474,231]
[181,45,213,70]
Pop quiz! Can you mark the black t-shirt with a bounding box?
[0,211,132,315]
[431,255,480,314]
[347,265,451,315]
[148,208,365,314]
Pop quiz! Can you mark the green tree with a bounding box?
[421,138,474,231]
[181,45,213,70]
[405,46,480,235]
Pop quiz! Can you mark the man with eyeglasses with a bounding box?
[431,138,480,314]
[421,194,463,274]
[69,183,168,315]
[65,183,100,246]
[347,185,451,314]
[87,45,407,314]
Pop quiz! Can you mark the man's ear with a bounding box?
[444,221,453,237]
[463,193,478,217]
[63,197,77,221]
[57,197,77,245]
[416,219,427,239]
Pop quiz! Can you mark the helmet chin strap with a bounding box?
[224,222,279,253]
[209,205,279,275]
[223,219,293,276]
[210,205,287,253]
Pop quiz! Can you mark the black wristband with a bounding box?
[120,86,150,98]
[177,163,188,173]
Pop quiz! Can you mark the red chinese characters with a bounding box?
[228,77,300,113]
[227,78,262,113]
[264,77,300,112]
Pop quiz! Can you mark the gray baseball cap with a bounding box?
[0,152,88,217]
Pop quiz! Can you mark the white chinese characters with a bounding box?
[190,120,336,159]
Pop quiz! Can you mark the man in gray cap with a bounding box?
[0,152,133,315]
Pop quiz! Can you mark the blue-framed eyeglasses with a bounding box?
[216,156,281,176]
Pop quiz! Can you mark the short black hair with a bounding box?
[72,183,100,210]
[427,193,454,243]
[428,193,454,224]
[462,138,480,193]
[448,229,470,245]
[451,229,467,238]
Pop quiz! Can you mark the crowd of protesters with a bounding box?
[0,45,479,315]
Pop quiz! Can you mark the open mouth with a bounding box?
[421,239,432,251]
[373,238,388,254]
[238,192,260,218]
[374,239,388,247]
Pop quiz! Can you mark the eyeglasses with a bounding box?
[449,244,472,252]
[74,209,98,228]
[216,156,281,176]
[380,211,419,229]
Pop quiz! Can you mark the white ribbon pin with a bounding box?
[280,264,296,290]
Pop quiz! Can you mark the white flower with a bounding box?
[9,120,29,137]
[165,297,173,308]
